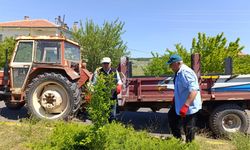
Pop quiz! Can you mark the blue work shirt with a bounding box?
[174,64,202,115]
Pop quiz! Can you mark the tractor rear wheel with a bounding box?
[25,72,80,120]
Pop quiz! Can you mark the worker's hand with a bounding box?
[116,84,122,94]
[180,104,189,117]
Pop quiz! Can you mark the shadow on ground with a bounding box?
[117,111,171,134]
[0,106,28,120]
[0,103,210,136]
[0,104,170,134]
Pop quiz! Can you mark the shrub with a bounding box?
[30,122,199,150]
[87,73,116,129]
[30,121,91,150]
[91,123,199,150]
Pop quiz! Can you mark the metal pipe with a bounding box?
[191,53,201,81]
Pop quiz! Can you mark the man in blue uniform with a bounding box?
[167,54,202,142]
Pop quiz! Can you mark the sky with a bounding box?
[0,0,250,58]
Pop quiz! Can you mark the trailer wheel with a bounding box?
[25,72,80,120]
[209,104,249,137]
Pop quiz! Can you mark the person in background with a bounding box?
[166,54,202,142]
[92,57,122,122]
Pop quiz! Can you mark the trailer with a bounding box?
[118,54,250,136]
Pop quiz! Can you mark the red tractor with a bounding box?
[0,36,91,120]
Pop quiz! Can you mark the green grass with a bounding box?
[230,132,250,150]
[0,121,52,150]
[196,136,236,150]
[0,120,246,150]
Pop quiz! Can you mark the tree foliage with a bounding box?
[144,33,247,76]
[233,55,250,74]
[0,37,15,68]
[143,43,190,76]
[191,33,244,74]
[72,19,128,72]
[142,52,168,76]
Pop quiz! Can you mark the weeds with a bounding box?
[28,121,199,150]
[2,120,248,150]
[230,132,250,150]
[29,121,91,150]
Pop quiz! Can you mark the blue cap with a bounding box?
[166,54,182,65]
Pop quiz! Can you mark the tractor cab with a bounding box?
[0,36,90,119]
[10,36,82,94]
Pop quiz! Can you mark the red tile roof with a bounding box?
[0,19,59,28]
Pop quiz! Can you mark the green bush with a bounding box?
[87,73,116,129]
[30,121,91,150]
[30,122,199,150]
[93,123,199,150]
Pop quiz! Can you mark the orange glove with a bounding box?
[180,104,189,117]
[116,84,122,94]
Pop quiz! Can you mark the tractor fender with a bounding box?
[28,66,80,83]
[78,68,92,87]
[63,67,80,80]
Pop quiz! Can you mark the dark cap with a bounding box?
[166,54,182,65]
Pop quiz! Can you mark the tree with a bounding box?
[142,52,167,76]
[144,33,246,76]
[72,19,128,72]
[0,37,15,68]
[143,43,190,76]
[191,32,244,74]
[234,55,250,74]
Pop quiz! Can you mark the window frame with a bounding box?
[34,40,62,64]
[64,41,81,62]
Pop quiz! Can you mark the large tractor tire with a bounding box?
[25,72,80,120]
[209,104,249,137]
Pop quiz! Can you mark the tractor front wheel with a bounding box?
[25,72,80,120]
